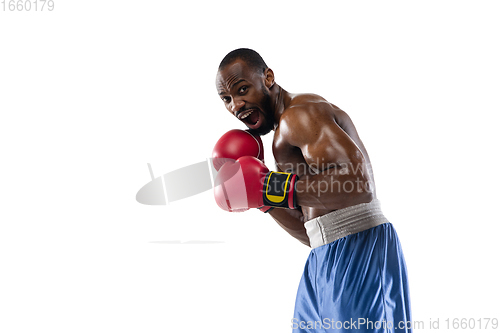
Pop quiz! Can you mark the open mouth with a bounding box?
[237,109,261,128]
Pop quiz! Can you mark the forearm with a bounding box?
[268,208,310,247]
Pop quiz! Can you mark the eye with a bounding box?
[221,96,231,103]
[238,86,248,94]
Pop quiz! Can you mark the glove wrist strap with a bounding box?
[262,171,299,209]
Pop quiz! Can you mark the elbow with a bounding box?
[357,187,375,205]
[336,156,375,207]
[347,169,375,205]
[298,235,311,247]
[351,153,374,199]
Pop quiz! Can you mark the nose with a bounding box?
[230,98,245,115]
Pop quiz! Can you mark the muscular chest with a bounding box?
[272,130,316,177]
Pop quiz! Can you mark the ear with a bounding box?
[264,68,275,89]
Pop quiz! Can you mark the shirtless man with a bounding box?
[213,48,412,333]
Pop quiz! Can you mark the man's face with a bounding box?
[216,59,275,135]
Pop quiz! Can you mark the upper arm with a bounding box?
[332,108,370,158]
[280,105,366,172]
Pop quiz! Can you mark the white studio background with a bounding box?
[1,1,499,332]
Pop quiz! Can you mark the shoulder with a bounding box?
[287,93,328,106]
[276,94,341,147]
[280,94,342,132]
[281,94,329,124]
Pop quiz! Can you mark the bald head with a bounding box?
[218,48,268,75]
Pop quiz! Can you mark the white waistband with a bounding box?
[304,200,388,249]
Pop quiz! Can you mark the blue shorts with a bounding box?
[293,202,412,332]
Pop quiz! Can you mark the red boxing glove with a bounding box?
[212,129,264,171]
[214,156,298,212]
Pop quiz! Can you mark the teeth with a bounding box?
[240,110,253,119]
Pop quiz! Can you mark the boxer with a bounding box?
[214,49,412,333]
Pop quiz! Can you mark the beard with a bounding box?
[247,86,275,136]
